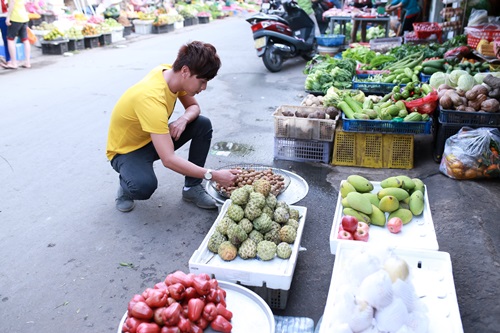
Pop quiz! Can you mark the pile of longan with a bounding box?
[215,168,287,197]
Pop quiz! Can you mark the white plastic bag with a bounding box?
[467,8,488,26]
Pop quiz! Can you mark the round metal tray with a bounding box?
[209,164,291,199]
[117,281,275,333]
[207,167,309,205]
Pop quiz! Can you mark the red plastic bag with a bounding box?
[403,90,439,115]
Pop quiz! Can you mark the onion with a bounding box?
[383,255,410,283]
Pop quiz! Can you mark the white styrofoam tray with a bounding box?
[189,200,307,290]
[330,181,439,254]
[319,242,463,333]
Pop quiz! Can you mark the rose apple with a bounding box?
[337,230,353,240]
[341,215,358,233]
[354,228,369,242]
[357,221,370,233]
[387,217,403,234]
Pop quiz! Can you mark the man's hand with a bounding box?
[6,18,11,26]
[168,116,188,141]
[213,169,241,188]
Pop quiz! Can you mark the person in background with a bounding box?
[386,0,421,36]
[0,0,10,64]
[106,41,240,212]
[297,0,321,36]
[2,0,30,69]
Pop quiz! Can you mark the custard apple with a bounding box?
[285,218,299,230]
[244,201,262,221]
[216,216,236,235]
[238,218,253,234]
[265,193,277,209]
[207,231,227,253]
[249,192,266,209]
[238,239,257,259]
[276,201,290,211]
[262,206,274,219]
[253,213,272,233]
[276,242,292,259]
[274,206,290,223]
[248,230,264,244]
[264,229,280,245]
[253,178,271,197]
[227,223,247,246]
[289,208,300,221]
[257,240,277,261]
[218,241,238,261]
[242,184,254,194]
[279,225,297,244]
[230,187,249,206]
[227,203,244,222]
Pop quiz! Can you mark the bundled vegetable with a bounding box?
[122,271,233,333]
[304,56,356,93]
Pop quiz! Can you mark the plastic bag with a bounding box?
[439,127,500,179]
[27,27,37,45]
[467,9,488,26]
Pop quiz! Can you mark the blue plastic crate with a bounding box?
[0,42,27,61]
[316,34,345,47]
[341,114,433,134]
[352,75,402,95]
[419,72,431,83]
[438,107,500,126]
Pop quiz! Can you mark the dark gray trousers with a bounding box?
[110,115,213,200]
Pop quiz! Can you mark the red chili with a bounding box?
[216,303,233,321]
[202,302,217,322]
[136,322,161,333]
[162,302,182,327]
[128,294,146,314]
[145,289,168,308]
[130,301,154,320]
[177,316,191,333]
[124,316,147,333]
[187,298,205,322]
[167,283,186,301]
[210,315,233,333]
[192,276,210,296]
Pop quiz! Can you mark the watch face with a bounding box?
[205,171,212,180]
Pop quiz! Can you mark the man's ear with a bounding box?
[181,65,191,78]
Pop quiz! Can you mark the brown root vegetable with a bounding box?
[295,110,309,118]
[446,90,465,107]
[325,106,339,119]
[483,74,500,90]
[481,99,500,113]
[465,84,489,100]
[456,105,466,111]
[456,88,466,97]
[281,110,294,117]
[438,84,454,91]
[440,94,453,109]
[468,94,487,111]
[464,106,476,112]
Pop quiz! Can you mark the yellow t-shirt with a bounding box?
[8,0,29,23]
[106,64,187,161]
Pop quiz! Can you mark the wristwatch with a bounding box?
[204,169,213,181]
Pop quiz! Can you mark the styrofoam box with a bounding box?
[319,242,464,333]
[329,181,438,254]
[189,200,307,290]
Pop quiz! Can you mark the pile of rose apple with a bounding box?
[122,270,233,333]
[339,215,403,242]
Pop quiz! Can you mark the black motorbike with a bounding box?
[246,0,317,72]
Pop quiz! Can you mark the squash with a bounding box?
[481,99,500,113]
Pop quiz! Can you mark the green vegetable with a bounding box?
[422,67,441,75]
[457,73,475,91]
[429,72,448,89]
[344,95,363,114]
[338,101,355,119]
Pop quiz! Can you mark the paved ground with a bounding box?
[1,15,500,333]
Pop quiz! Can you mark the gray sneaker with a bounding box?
[116,186,135,212]
[182,184,217,209]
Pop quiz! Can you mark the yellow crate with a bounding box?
[331,129,414,169]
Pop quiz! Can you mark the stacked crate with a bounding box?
[273,105,339,163]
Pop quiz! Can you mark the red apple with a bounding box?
[387,217,403,234]
[341,215,358,233]
[357,221,370,233]
[338,230,353,240]
[354,228,369,242]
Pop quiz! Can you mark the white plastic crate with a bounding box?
[111,27,124,43]
[274,105,339,142]
[189,200,307,308]
[329,181,438,254]
[319,242,463,333]
[132,19,153,34]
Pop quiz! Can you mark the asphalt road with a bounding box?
[1,14,499,333]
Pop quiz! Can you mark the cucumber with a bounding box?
[422,59,446,68]
[404,68,414,78]
[344,95,364,114]
[422,66,441,75]
[338,101,355,119]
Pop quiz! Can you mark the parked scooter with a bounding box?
[246,0,317,72]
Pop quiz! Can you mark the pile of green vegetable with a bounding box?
[304,55,356,93]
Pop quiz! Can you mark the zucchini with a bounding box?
[344,95,363,114]
[383,75,396,83]
[404,68,414,78]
